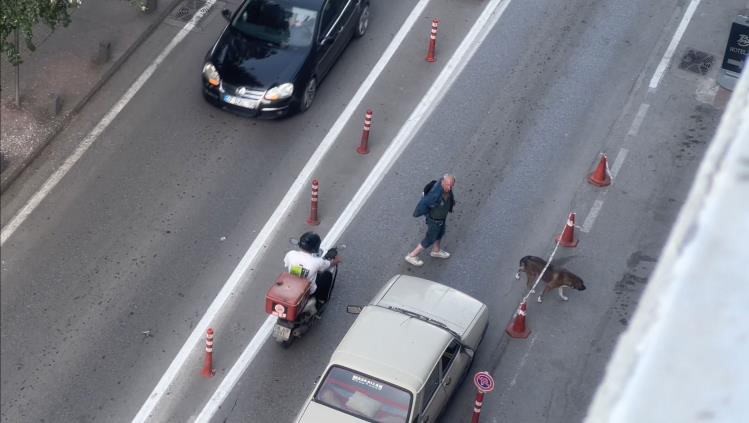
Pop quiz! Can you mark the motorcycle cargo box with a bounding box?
[265,272,311,321]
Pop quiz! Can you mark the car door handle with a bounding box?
[444,376,452,386]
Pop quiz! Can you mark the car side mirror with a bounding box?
[221,9,232,21]
[346,305,363,314]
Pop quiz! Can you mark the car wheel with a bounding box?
[300,77,317,112]
[354,3,370,38]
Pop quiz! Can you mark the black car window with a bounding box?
[318,0,338,39]
[231,0,317,47]
[440,339,460,374]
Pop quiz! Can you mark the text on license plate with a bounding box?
[273,325,291,340]
[223,95,258,109]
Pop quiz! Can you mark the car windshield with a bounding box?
[231,0,317,47]
[314,366,411,423]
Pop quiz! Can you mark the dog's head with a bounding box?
[570,274,586,291]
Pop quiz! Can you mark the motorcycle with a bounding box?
[265,239,344,347]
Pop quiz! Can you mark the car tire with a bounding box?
[299,77,317,112]
[354,2,370,38]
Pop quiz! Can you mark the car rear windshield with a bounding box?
[314,366,412,423]
[231,0,317,47]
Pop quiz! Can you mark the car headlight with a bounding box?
[264,83,294,101]
[203,62,220,87]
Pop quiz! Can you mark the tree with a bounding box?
[0,0,82,66]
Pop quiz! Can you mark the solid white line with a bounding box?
[0,3,217,247]
[195,0,515,420]
[648,0,702,91]
[581,148,627,233]
[627,104,650,137]
[194,317,276,423]
[133,1,433,421]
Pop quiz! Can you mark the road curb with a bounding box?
[0,0,183,194]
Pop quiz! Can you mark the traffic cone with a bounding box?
[555,212,579,248]
[506,302,531,338]
[588,153,611,187]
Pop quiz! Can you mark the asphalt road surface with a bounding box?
[1,0,739,422]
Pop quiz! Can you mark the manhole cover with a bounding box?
[173,0,209,21]
[164,0,215,31]
[679,49,714,75]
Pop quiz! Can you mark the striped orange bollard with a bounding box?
[201,328,215,378]
[357,109,373,154]
[307,179,320,226]
[426,18,440,62]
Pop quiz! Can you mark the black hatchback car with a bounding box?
[202,0,370,118]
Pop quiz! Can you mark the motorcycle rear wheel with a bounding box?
[279,336,295,349]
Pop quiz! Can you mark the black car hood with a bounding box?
[210,27,309,89]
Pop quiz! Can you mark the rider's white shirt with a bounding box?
[283,250,331,294]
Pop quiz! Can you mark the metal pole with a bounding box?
[15,28,20,106]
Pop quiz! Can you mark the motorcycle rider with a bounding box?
[283,232,341,312]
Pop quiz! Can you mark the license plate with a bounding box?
[273,324,291,340]
[223,94,258,109]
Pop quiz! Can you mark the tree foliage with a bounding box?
[0,0,82,65]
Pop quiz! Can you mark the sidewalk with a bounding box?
[0,0,189,193]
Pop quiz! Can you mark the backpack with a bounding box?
[413,180,438,217]
[422,180,437,196]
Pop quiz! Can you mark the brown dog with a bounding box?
[514,255,586,303]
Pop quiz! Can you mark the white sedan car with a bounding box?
[295,274,489,423]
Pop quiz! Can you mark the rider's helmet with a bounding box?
[299,232,322,255]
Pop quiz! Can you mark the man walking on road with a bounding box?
[405,174,456,267]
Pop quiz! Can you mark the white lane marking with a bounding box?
[133,1,434,421]
[581,199,605,234]
[581,148,628,233]
[610,148,628,177]
[508,334,537,388]
[648,0,702,91]
[194,317,276,423]
[0,3,217,247]
[627,104,650,137]
[195,0,516,420]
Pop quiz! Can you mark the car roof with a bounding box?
[248,0,325,11]
[373,275,485,339]
[329,306,453,393]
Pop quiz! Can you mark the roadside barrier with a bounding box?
[588,153,612,187]
[554,212,579,248]
[426,18,440,62]
[507,213,569,338]
[201,328,215,378]
[357,109,373,155]
[307,179,320,226]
